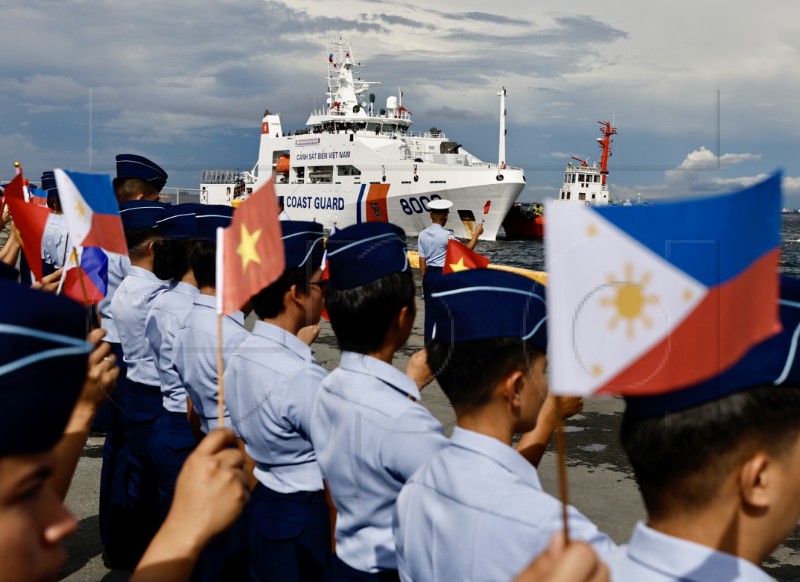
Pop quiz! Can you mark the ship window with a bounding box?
[561,192,565,200]
[308,166,333,184]
[564,174,569,183]
[566,192,571,200]
[592,193,596,199]
[594,175,600,183]
[572,174,577,183]
[338,165,361,176]
[579,193,586,201]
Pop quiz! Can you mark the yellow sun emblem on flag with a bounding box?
[237,224,263,271]
[600,263,660,339]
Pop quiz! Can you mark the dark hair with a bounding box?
[152,238,194,282]
[47,193,62,213]
[125,228,160,260]
[115,178,158,202]
[621,385,800,520]
[250,266,312,319]
[428,338,540,411]
[325,270,415,353]
[191,240,217,289]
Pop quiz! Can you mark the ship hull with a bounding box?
[502,203,545,239]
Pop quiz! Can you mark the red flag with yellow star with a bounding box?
[442,239,490,274]
[218,178,285,315]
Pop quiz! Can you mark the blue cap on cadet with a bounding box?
[428,268,548,352]
[282,221,324,269]
[119,200,168,231]
[326,222,409,290]
[115,153,168,193]
[626,275,800,419]
[0,280,91,455]
[195,204,234,241]
[155,204,199,239]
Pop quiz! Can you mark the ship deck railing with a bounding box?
[200,170,249,184]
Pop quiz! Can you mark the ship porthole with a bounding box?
[496,174,505,181]
[413,175,419,182]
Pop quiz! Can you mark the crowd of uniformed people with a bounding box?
[0,152,799,582]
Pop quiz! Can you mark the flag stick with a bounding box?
[216,313,225,429]
[555,396,571,543]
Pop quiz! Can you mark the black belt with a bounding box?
[253,482,326,505]
[126,381,161,396]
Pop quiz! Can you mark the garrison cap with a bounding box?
[626,275,800,418]
[119,200,168,231]
[429,268,548,351]
[326,222,409,290]
[155,203,199,239]
[282,220,324,269]
[195,205,234,241]
[115,154,168,193]
[0,279,91,455]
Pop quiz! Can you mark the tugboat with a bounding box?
[502,121,617,239]
[200,38,525,241]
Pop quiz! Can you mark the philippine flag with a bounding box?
[62,246,109,305]
[546,173,782,397]
[54,169,127,255]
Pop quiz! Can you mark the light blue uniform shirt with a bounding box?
[417,223,454,268]
[310,352,449,573]
[145,282,199,413]
[174,294,249,433]
[41,213,69,267]
[98,252,131,344]
[111,266,170,386]
[604,522,773,582]
[226,321,326,494]
[394,427,615,582]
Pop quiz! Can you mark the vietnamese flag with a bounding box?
[5,173,49,281]
[442,239,490,274]
[217,178,285,315]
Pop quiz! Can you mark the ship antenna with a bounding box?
[497,87,507,170]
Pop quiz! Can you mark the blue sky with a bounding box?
[2,0,800,205]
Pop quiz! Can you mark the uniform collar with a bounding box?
[626,522,773,582]
[339,351,421,401]
[172,281,200,296]
[193,294,245,326]
[128,265,167,283]
[251,320,314,362]
[450,426,542,489]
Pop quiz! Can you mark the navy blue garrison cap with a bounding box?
[115,154,168,192]
[326,222,409,290]
[0,280,91,455]
[155,204,199,239]
[428,268,548,352]
[119,200,168,231]
[626,275,800,418]
[195,204,234,241]
[282,221,324,270]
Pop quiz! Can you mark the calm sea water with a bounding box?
[413,214,800,275]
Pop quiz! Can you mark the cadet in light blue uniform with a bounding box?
[173,205,250,581]
[225,220,329,582]
[311,222,448,581]
[99,154,166,568]
[145,205,201,519]
[416,199,482,344]
[174,205,244,434]
[109,199,170,564]
[393,269,614,582]
[39,171,69,272]
[604,277,800,582]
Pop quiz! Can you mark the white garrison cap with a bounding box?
[428,199,454,211]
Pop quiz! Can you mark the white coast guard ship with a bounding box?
[199,38,525,240]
